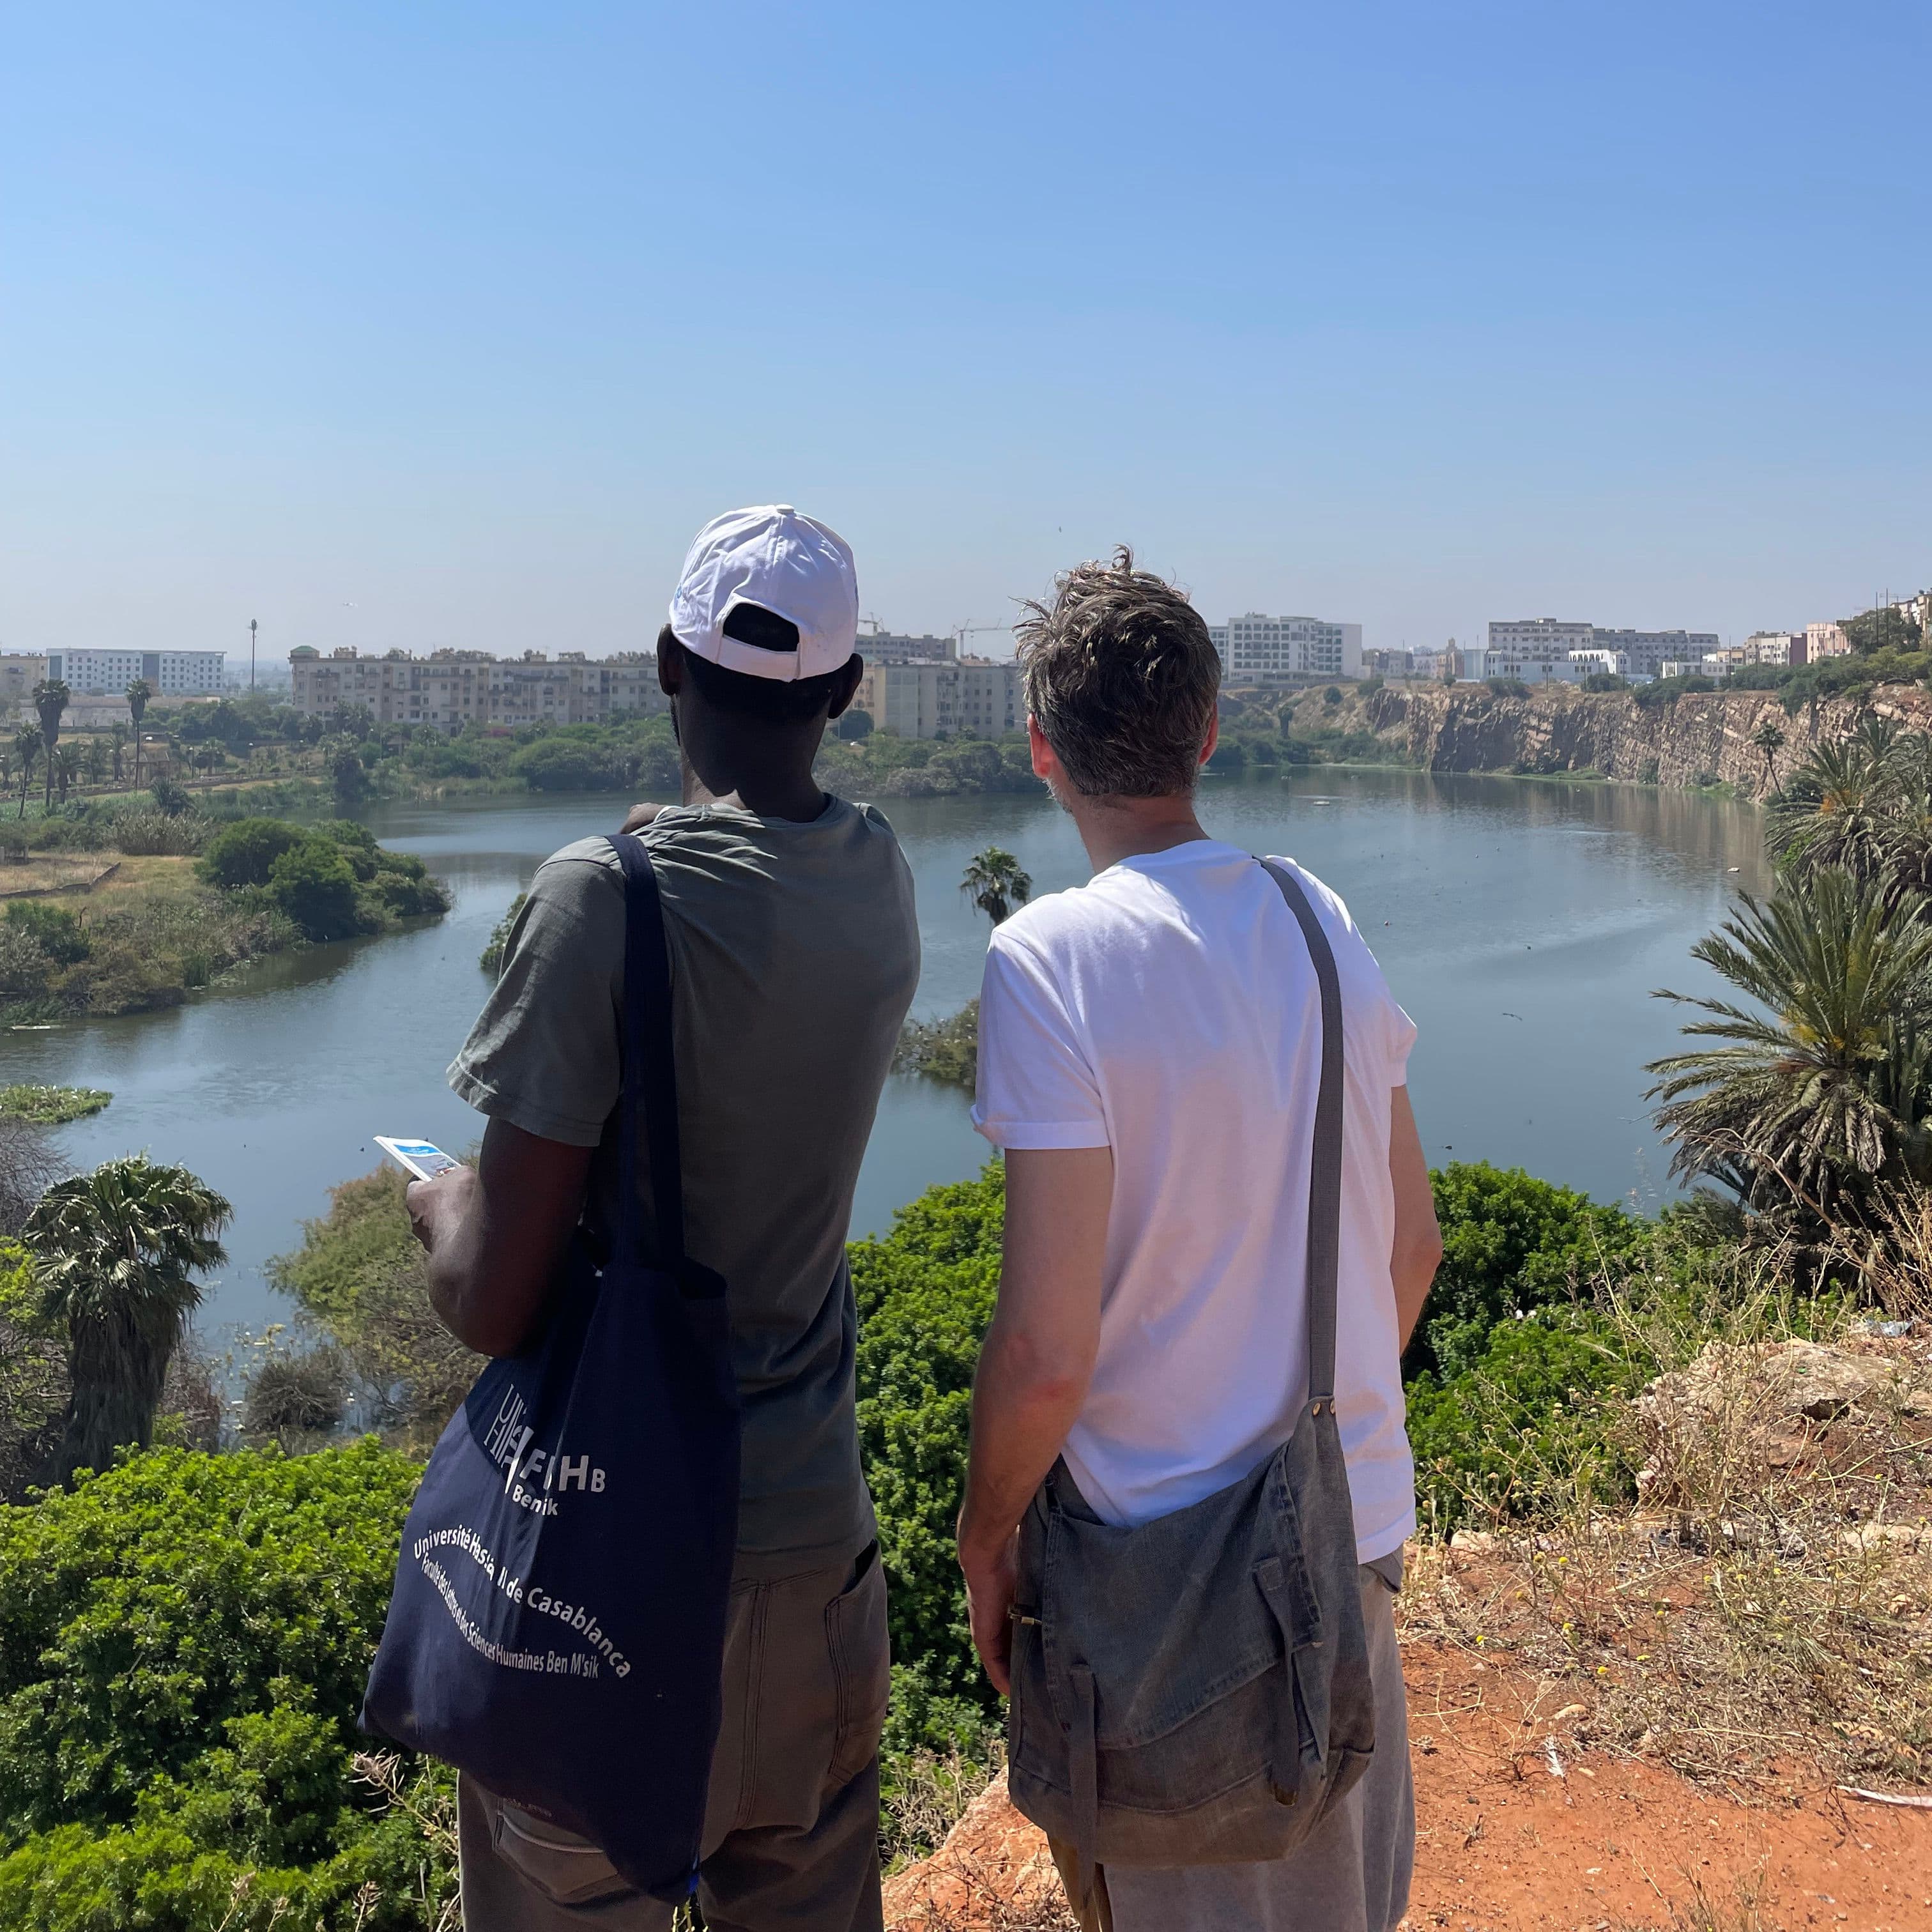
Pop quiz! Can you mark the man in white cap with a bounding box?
[409,507,919,1929]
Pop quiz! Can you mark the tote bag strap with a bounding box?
[1259,859,1344,1409]
[605,832,713,1291]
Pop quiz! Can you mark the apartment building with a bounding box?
[1209,614,1363,684]
[1361,647,1414,676]
[0,655,47,705]
[859,630,957,663]
[42,648,225,697]
[1483,619,1593,682]
[855,656,1023,740]
[288,647,666,730]
[1804,622,1852,661]
[1587,629,1720,679]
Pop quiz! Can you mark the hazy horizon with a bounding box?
[4,3,1928,667]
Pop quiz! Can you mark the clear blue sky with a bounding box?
[3,2,1928,664]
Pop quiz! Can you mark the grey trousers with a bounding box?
[1052,1570,1414,1932]
[459,1542,890,1932]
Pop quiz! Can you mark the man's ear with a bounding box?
[1199,709,1220,766]
[1027,716,1057,783]
[657,625,684,697]
[824,652,864,721]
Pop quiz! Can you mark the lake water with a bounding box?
[1,770,1772,1343]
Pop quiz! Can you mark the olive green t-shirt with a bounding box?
[448,797,920,1565]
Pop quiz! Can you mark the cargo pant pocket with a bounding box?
[825,1540,891,1787]
[491,1797,635,1908]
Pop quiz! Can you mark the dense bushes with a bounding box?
[0,1444,450,1930]
[196,818,448,942]
[1409,1162,1640,1379]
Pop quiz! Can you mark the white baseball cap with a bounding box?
[668,505,860,684]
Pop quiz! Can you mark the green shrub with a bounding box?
[1410,1162,1641,1381]
[851,1165,1004,1728]
[195,820,306,892]
[268,841,363,942]
[1405,1309,1646,1529]
[4,902,90,967]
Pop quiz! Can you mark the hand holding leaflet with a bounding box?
[376,1137,460,1183]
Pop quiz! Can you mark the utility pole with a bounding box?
[249,618,258,692]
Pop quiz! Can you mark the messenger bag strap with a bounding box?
[1259,859,1343,1409]
[606,832,688,1275]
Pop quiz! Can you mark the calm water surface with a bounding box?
[0,770,1772,1342]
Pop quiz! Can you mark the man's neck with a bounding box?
[1064,791,1211,875]
[677,736,827,822]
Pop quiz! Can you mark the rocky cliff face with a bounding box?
[1354,682,1932,799]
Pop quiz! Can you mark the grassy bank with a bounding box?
[0,816,450,1028]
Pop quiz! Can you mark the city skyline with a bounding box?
[4,4,1928,664]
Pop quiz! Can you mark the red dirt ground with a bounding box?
[885,1643,1932,1931]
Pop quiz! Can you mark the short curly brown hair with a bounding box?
[1015,548,1221,798]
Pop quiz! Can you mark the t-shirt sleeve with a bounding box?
[970,931,1110,1151]
[447,850,627,1147]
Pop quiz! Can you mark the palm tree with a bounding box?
[1764,723,1898,886]
[108,722,128,785]
[13,728,38,820]
[52,744,81,804]
[31,678,68,811]
[1750,717,1786,793]
[25,1157,231,1483]
[126,678,151,787]
[1646,866,1932,1223]
[82,737,109,786]
[961,846,1033,926]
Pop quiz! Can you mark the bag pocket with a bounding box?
[825,1543,891,1787]
[490,1798,635,1907]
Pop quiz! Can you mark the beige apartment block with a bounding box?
[855,656,1022,740]
[0,654,48,705]
[288,647,666,730]
[1802,622,1852,662]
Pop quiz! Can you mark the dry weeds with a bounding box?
[1399,1310,1932,1797]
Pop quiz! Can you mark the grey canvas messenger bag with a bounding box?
[1004,858,1376,1894]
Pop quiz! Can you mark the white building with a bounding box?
[1587,628,1719,679]
[1740,631,1800,666]
[855,656,1023,740]
[1210,614,1363,685]
[289,647,666,731]
[1567,648,1632,681]
[1804,622,1852,662]
[43,648,225,698]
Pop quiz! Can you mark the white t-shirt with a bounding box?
[971,839,1418,1564]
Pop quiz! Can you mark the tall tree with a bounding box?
[13,728,38,821]
[125,678,151,787]
[31,679,69,811]
[960,846,1033,926]
[52,745,80,804]
[24,1157,231,1483]
[1750,717,1786,792]
[107,722,128,784]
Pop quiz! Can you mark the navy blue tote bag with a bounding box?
[361,832,740,1903]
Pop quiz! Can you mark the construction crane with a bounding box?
[951,621,1011,656]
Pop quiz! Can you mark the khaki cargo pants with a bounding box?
[459,1541,890,1932]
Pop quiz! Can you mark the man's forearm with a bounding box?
[958,1323,1089,1562]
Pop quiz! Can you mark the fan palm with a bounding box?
[1646,867,1932,1219]
[25,1157,231,1483]
[961,846,1033,926]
